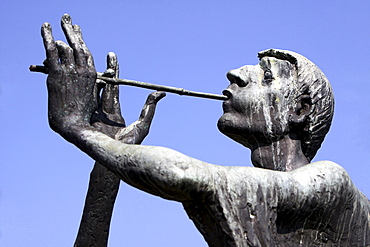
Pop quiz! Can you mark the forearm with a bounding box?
[74,162,119,247]
[63,125,213,201]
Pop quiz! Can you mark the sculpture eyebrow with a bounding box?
[259,59,270,69]
[258,50,298,70]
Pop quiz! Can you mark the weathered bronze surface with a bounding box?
[37,14,370,246]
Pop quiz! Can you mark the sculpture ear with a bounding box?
[290,94,311,125]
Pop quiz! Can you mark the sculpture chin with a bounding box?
[217,114,232,134]
[218,112,287,149]
[217,113,251,148]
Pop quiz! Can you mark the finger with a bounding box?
[73,24,94,68]
[61,14,87,66]
[93,79,103,110]
[55,40,74,66]
[145,91,166,104]
[102,52,119,78]
[41,22,59,69]
[138,91,166,121]
[101,84,120,114]
[107,52,118,74]
[101,53,121,115]
[153,91,166,101]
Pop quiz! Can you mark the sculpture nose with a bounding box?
[227,68,248,87]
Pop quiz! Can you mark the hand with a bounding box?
[42,14,97,134]
[75,52,165,247]
[91,52,125,138]
[92,52,166,143]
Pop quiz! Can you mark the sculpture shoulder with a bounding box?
[288,160,353,190]
[291,160,348,176]
[290,161,370,206]
[218,161,347,180]
[216,161,353,194]
[297,160,345,172]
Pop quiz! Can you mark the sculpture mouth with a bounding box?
[221,90,232,112]
[222,89,232,99]
[222,101,232,112]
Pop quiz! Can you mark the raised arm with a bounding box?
[42,14,214,202]
[75,52,165,247]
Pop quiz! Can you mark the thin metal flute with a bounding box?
[29,65,228,101]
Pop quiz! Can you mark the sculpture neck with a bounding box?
[250,135,309,171]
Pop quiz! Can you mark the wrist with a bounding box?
[49,112,92,136]
[58,122,93,144]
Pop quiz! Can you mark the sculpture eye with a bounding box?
[264,69,274,81]
[236,79,248,87]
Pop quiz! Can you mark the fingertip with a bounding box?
[42,22,51,29]
[108,52,117,59]
[41,22,51,35]
[107,52,117,68]
[41,22,55,46]
[157,91,167,101]
[61,13,72,24]
[150,91,167,99]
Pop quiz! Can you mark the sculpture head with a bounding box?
[218,49,334,165]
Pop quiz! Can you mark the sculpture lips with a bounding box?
[221,90,232,112]
[222,89,232,99]
[222,101,232,112]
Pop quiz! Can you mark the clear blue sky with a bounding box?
[1,1,369,246]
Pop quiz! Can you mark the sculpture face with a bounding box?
[218,57,297,148]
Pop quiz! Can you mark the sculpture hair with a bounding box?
[258,49,334,161]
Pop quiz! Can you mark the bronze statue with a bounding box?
[38,14,370,246]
